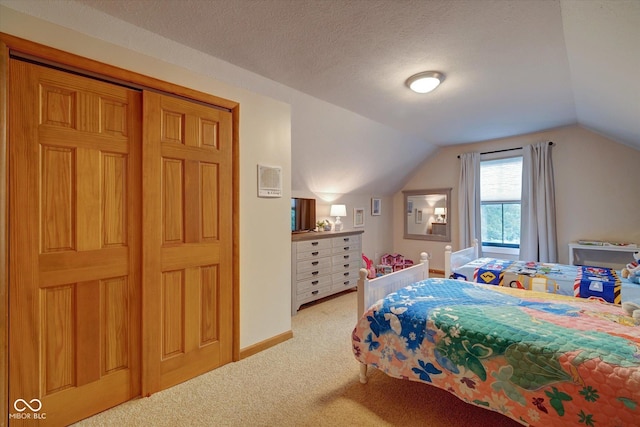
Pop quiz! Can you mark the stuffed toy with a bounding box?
[622,301,640,325]
[361,254,376,279]
[621,251,640,280]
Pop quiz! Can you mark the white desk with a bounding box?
[569,243,638,268]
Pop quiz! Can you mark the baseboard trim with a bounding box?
[429,268,445,277]
[239,330,293,360]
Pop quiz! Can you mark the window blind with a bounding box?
[480,157,522,201]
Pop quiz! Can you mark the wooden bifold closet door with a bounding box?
[142,91,233,394]
[8,57,234,425]
[9,59,142,426]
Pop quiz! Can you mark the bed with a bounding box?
[443,240,628,304]
[353,258,640,426]
[445,240,640,304]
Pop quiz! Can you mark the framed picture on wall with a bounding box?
[354,207,365,227]
[371,198,381,216]
[415,209,423,224]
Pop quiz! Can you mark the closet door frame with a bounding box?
[0,33,240,422]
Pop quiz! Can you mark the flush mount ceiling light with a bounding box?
[406,71,445,94]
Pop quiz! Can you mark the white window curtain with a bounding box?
[520,142,557,262]
[458,152,482,254]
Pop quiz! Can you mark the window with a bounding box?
[480,156,522,248]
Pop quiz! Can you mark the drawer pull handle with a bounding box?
[344,264,350,268]
[312,242,319,246]
[343,238,350,242]
[312,251,319,256]
[312,271,319,276]
[344,281,350,285]
[343,247,350,251]
[343,255,349,259]
[311,280,319,285]
[312,290,319,295]
[312,261,319,266]
[344,272,349,276]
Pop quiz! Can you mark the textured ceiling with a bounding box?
[8,0,633,195]
[71,0,640,152]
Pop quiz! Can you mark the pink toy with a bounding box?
[378,253,414,273]
[361,254,376,279]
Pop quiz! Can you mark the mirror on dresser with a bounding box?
[403,188,451,242]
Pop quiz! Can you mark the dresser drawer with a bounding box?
[296,275,332,294]
[296,247,332,261]
[296,238,332,253]
[332,261,359,275]
[331,270,359,291]
[331,268,359,282]
[296,257,332,274]
[332,244,358,254]
[332,234,361,247]
[296,285,333,305]
[297,267,331,281]
[331,262,362,276]
[331,252,359,265]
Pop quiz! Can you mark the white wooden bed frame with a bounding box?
[444,239,479,279]
[356,251,430,383]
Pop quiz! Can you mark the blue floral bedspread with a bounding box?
[352,278,640,426]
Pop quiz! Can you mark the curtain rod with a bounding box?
[457,141,554,158]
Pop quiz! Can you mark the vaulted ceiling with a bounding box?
[70,0,640,153]
[8,0,633,196]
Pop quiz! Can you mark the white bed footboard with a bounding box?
[444,239,479,279]
[357,252,430,317]
[356,252,430,383]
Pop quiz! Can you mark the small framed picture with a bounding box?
[354,207,365,227]
[371,198,381,216]
[415,209,423,224]
[407,199,413,215]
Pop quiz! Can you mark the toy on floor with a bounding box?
[361,254,376,279]
[621,251,640,284]
[378,253,414,273]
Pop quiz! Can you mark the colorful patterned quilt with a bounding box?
[352,278,640,427]
[452,258,621,304]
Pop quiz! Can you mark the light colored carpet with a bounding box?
[75,291,520,426]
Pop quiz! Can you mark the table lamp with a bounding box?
[330,204,347,231]
[434,207,446,223]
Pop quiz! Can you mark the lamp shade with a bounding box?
[330,204,347,217]
[434,207,446,216]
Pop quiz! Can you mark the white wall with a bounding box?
[0,5,293,349]
[394,125,640,270]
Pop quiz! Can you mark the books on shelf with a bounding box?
[604,242,637,248]
[577,240,604,246]
[577,240,637,248]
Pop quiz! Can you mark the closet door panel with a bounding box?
[9,59,141,426]
[143,91,233,394]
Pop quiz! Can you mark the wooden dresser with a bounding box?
[291,230,364,315]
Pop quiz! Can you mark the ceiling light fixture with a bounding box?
[406,71,445,94]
